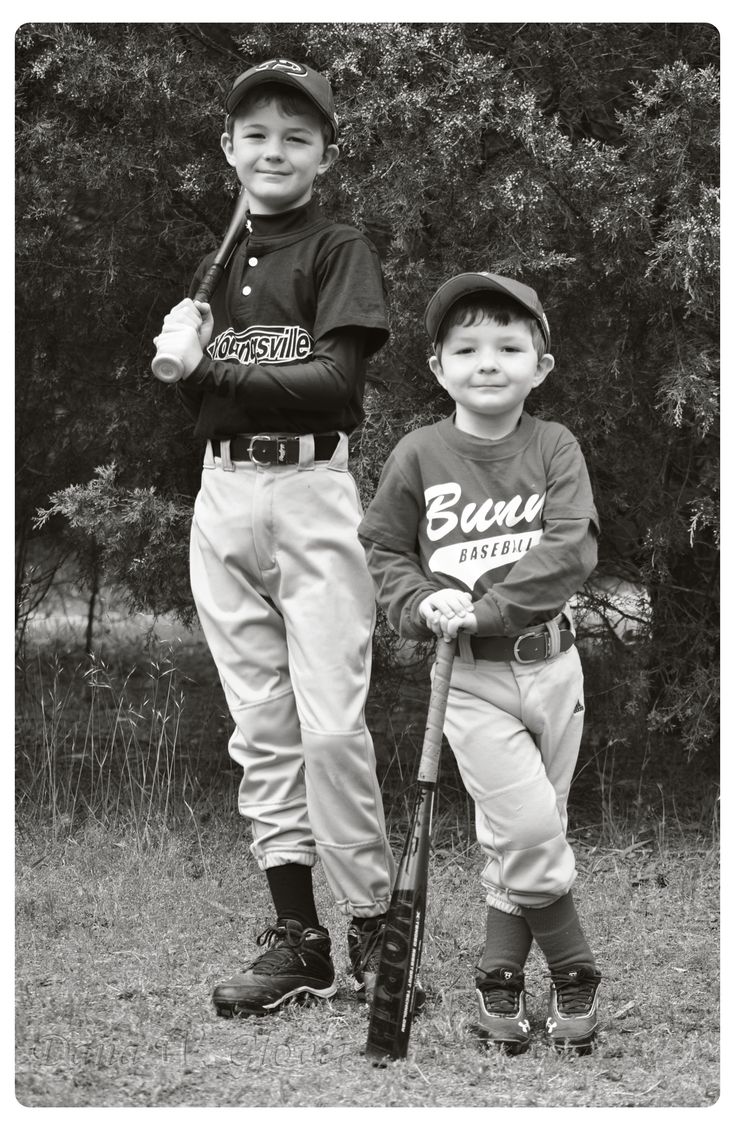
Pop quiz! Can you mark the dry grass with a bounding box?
[15,818,719,1108]
[14,638,721,1108]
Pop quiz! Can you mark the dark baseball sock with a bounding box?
[477,905,534,973]
[265,863,319,929]
[520,891,596,970]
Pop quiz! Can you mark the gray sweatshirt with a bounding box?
[358,412,599,640]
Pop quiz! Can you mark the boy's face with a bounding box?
[429,314,554,439]
[221,100,338,215]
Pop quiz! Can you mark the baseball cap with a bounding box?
[424,271,551,352]
[225,58,338,142]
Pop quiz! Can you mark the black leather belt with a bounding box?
[470,620,574,664]
[211,434,340,465]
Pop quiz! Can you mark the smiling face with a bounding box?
[429,312,554,440]
[221,96,338,215]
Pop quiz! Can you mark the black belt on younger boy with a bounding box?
[470,615,575,664]
[211,433,340,466]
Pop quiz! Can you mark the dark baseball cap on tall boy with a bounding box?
[424,271,551,352]
[225,58,338,142]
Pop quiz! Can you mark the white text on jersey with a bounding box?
[208,325,313,366]
[423,482,546,542]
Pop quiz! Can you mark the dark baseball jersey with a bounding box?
[358,412,599,639]
[177,198,389,438]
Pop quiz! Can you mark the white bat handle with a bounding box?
[151,352,185,383]
[417,637,455,785]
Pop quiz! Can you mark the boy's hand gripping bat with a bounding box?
[151,189,251,383]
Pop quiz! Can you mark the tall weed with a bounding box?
[16,647,210,845]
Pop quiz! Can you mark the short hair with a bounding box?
[225,82,333,150]
[434,292,547,360]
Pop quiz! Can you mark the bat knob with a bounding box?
[151,351,185,383]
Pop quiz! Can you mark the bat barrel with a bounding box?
[365,637,456,1062]
[364,788,434,1061]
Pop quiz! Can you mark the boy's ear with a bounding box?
[429,354,445,388]
[317,143,340,175]
[532,353,555,389]
[221,131,236,167]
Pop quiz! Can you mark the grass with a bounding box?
[14,634,721,1109]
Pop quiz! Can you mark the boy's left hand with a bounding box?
[419,589,479,641]
[152,319,203,380]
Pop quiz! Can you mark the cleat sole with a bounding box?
[548,1032,598,1054]
[471,1022,530,1056]
[213,982,337,1018]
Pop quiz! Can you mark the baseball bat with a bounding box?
[151,189,251,383]
[365,636,456,1061]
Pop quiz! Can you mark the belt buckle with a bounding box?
[247,434,274,466]
[513,629,549,664]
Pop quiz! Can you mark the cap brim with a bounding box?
[424,273,550,350]
[225,71,337,140]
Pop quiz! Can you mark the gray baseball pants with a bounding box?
[189,434,396,917]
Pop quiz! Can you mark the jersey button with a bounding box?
[242,285,252,296]
[248,257,258,267]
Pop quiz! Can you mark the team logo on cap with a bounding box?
[255,59,308,77]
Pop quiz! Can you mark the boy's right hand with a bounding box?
[419,589,477,641]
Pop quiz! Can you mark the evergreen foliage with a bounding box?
[17,23,719,760]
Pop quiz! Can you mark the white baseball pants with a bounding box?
[189,434,396,917]
[441,642,585,915]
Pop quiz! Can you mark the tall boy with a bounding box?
[153,59,396,1017]
[358,272,602,1052]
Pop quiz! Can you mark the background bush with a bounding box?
[17,22,719,768]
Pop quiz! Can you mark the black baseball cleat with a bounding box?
[347,917,426,1013]
[545,963,602,1052]
[212,918,337,1017]
[476,966,531,1054]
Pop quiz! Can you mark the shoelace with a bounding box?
[481,987,520,1014]
[256,925,285,948]
[478,969,523,1015]
[553,970,597,1015]
[242,924,302,973]
[352,922,384,973]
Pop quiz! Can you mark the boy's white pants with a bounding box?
[442,644,585,916]
[189,435,396,918]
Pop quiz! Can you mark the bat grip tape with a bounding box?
[417,637,455,785]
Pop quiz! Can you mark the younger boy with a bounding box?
[153,59,396,1017]
[358,272,602,1052]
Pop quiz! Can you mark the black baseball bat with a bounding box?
[365,636,456,1061]
[151,188,251,383]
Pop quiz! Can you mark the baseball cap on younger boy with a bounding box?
[424,271,551,352]
[225,58,338,142]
